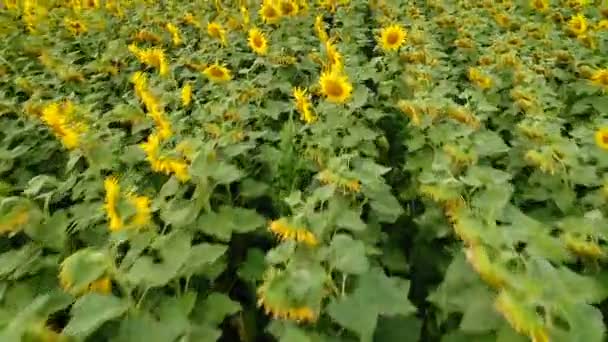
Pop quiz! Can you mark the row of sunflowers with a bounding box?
[0,0,607,341]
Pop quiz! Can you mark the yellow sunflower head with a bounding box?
[596,127,608,150]
[248,28,268,55]
[530,0,549,11]
[207,22,226,44]
[590,68,608,89]
[568,13,588,36]
[314,15,329,42]
[260,1,281,24]
[319,69,353,103]
[65,18,87,35]
[203,63,232,82]
[325,39,343,72]
[379,24,407,52]
[279,0,299,16]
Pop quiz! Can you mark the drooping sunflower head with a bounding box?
[568,13,588,36]
[379,24,407,52]
[203,63,232,82]
[279,0,299,16]
[260,1,281,24]
[319,69,353,103]
[596,127,608,150]
[248,28,268,55]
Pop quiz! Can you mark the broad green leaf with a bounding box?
[327,293,377,342]
[335,207,367,232]
[127,231,191,287]
[0,245,41,279]
[374,316,422,342]
[63,294,128,338]
[197,293,241,326]
[116,313,181,342]
[197,206,265,241]
[238,248,266,283]
[60,249,111,294]
[328,234,369,275]
[357,268,416,316]
[179,243,228,277]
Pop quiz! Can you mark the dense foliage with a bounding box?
[0,0,608,341]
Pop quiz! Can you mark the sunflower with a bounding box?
[133,30,162,44]
[324,39,343,72]
[590,68,608,89]
[269,218,318,246]
[319,69,352,103]
[468,67,493,90]
[530,0,549,11]
[596,127,608,150]
[128,45,170,77]
[103,176,123,231]
[293,87,316,123]
[260,1,281,24]
[279,0,298,16]
[598,20,608,30]
[257,268,319,323]
[314,15,329,42]
[181,83,193,106]
[378,24,407,52]
[241,6,250,27]
[203,63,232,82]
[568,13,588,36]
[127,194,151,227]
[64,18,87,35]
[165,23,182,46]
[248,28,268,55]
[207,22,227,45]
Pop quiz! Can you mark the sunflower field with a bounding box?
[1,0,608,341]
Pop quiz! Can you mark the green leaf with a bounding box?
[364,182,403,223]
[328,234,369,275]
[116,313,181,342]
[208,161,243,184]
[60,249,111,294]
[198,293,241,326]
[459,295,502,333]
[357,268,416,316]
[374,316,422,342]
[63,294,128,338]
[0,245,41,279]
[179,243,228,277]
[327,293,377,342]
[127,231,191,287]
[328,268,416,341]
[473,131,509,157]
[238,248,266,283]
[239,178,269,198]
[160,199,198,228]
[25,210,66,251]
[197,206,265,241]
[335,207,367,232]
[268,321,313,342]
[556,303,605,342]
